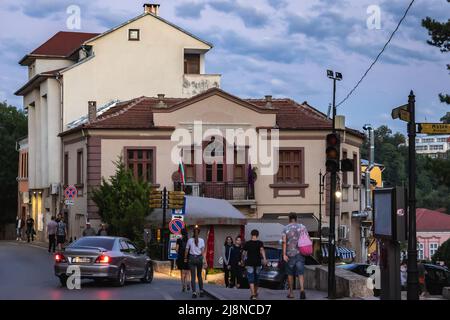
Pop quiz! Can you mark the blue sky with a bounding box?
[0,0,448,133]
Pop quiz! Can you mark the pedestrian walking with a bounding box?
[176,228,191,292]
[82,222,96,237]
[25,215,35,243]
[242,229,267,300]
[56,215,67,251]
[97,223,108,236]
[282,213,307,299]
[184,226,207,298]
[400,259,407,291]
[15,216,23,241]
[47,216,58,253]
[229,235,244,289]
[222,236,233,288]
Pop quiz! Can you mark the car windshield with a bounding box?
[264,248,281,260]
[69,238,115,251]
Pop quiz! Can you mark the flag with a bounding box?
[178,160,186,185]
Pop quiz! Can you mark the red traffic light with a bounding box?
[326,133,339,146]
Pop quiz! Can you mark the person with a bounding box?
[418,261,428,297]
[282,213,307,299]
[242,229,267,300]
[56,215,67,250]
[184,226,207,298]
[400,259,407,291]
[15,216,23,241]
[97,223,108,236]
[222,236,233,288]
[82,222,96,237]
[25,215,35,243]
[229,235,244,289]
[47,216,58,253]
[176,228,191,292]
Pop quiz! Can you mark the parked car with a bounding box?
[258,247,320,289]
[54,236,153,287]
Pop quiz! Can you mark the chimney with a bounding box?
[265,95,273,108]
[88,101,97,123]
[143,3,160,16]
[157,94,166,108]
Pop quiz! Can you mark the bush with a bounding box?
[432,238,450,268]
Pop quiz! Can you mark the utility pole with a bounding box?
[162,186,167,260]
[319,171,323,253]
[406,91,419,300]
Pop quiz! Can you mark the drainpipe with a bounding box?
[363,124,375,212]
[57,74,64,215]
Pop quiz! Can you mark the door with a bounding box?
[119,240,134,276]
[125,240,141,277]
[203,138,226,198]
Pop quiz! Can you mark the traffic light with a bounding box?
[326,133,340,172]
[149,189,163,208]
[168,191,185,209]
[341,158,354,172]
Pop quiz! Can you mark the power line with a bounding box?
[336,0,416,108]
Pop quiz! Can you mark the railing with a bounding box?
[174,181,255,201]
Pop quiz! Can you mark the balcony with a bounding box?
[182,74,221,97]
[174,181,255,206]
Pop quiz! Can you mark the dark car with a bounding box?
[337,263,370,276]
[258,247,320,289]
[54,236,153,287]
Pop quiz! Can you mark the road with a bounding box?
[0,241,211,300]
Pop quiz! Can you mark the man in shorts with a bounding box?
[56,214,67,250]
[242,229,267,300]
[282,213,307,299]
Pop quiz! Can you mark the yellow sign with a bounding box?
[417,123,450,134]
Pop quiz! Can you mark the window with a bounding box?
[64,153,69,186]
[437,138,448,142]
[422,138,435,143]
[342,151,348,185]
[353,153,358,185]
[276,149,303,184]
[182,148,196,182]
[76,150,83,186]
[184,54,200,74]
[430,145,444,151]
[417,243,424,260]
[233,148,246,182]
[128,29,140,41]
[126,148,155,183]
[416,145,428,151]
[429,243,438,258]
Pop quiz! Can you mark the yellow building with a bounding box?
[361,159,385,188]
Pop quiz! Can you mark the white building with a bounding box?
[415,134,450,159]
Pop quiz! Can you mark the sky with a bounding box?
[0,0,448,134]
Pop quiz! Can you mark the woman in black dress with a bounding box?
[176,229,191,292]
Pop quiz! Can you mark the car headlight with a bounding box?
[267,261,272,267]
[271,262,278,268]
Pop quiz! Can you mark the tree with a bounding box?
[91,159,153,245]
[422,0,450,104]
[0,101,27,225]
[432,238,450,268]
[441,112,450,124]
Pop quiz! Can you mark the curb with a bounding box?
[202,286,223,300]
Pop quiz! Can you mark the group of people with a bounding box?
[175,213,309,300]
[46,214,68,253]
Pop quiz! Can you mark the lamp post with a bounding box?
[326,69,342,299]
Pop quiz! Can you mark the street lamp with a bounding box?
[326,69,343,299]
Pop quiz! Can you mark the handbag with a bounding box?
[298,226,313,256]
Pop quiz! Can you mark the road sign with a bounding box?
[169,218,185,235]
[64,185,77,200]
[417,123,450,135]
[172,214,184,221]
[391,104,410,122]
[168,237,178,260]
[65,199,74,206]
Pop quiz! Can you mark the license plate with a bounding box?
[72,257,91,263]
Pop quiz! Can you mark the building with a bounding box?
[417,208,450,261]
[16,137,29,227]
[14,4,220,241]
[60,88,364,257]
[415,135,450,159]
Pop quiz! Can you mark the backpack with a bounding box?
[297,225,313,256]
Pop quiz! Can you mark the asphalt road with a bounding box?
[0,241,211,300]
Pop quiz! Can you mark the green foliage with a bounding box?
[91,159,153,245]
[361,125,450,213]
[432,238,450,267]
[441,112,450,124]
[0,101,27,225]
[422,1,450,105]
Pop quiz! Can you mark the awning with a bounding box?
[321,244,356,260]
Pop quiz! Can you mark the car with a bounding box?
[54,236,153,287]
[258,247,320,290]
[422,263,450,295]
[337,263,370,277]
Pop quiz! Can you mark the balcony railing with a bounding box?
[182,74,221,97]
[174,181,255,201]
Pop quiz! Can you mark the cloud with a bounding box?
[175,1,206,19]
[208,0,269,28]
[266,0,288,9]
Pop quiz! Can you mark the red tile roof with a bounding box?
[417,208,450,232]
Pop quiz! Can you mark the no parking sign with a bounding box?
[169,218,185,235]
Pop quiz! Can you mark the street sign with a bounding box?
[391,104,410,122]
[169,218,185,235]
[168,237,178,260]
[64,185,77,200]
[65,199,74,206]
[417,123,450,135]
[172,214,184,221]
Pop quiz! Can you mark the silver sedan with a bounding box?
[54,236,153,287]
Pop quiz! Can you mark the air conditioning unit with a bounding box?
[338,225,348,239]
[184,183,200,197]
[50,183,60,195]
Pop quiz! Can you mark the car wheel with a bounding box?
[59,275,68,287]
[114,265,126,287]
[141,263,154,284]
